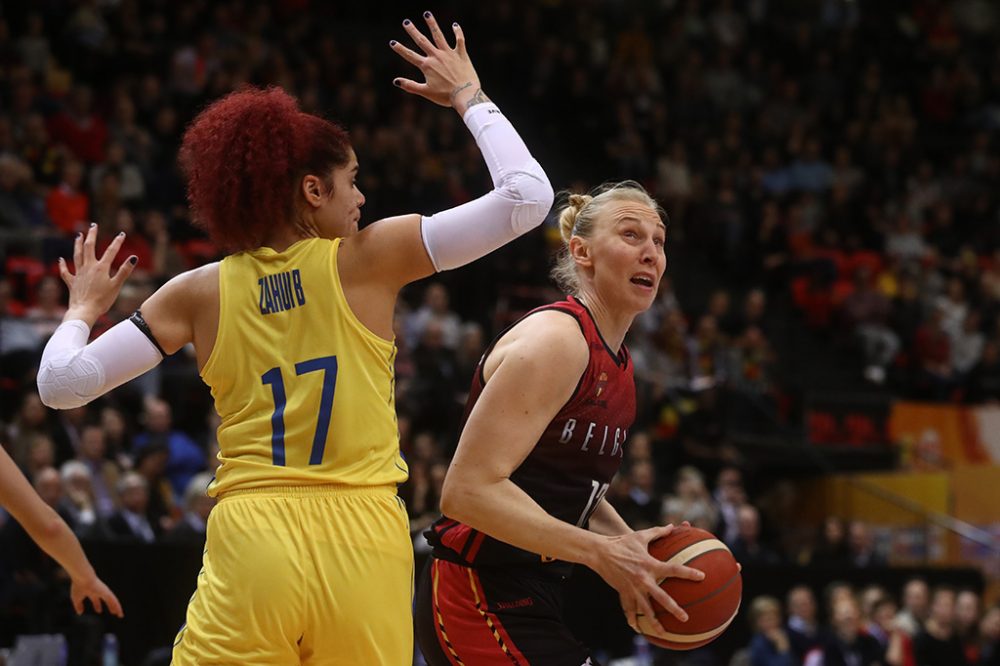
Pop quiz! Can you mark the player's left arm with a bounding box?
[589,497,633,537]
[37,225,172,409]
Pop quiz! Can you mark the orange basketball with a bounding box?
[641,526,742,650]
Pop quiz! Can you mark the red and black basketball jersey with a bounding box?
[427,296,636,577]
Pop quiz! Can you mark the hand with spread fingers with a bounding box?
[59,223,138,327]
[389,12,487,115]
[588,524,705,639]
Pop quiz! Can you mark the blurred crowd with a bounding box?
[738,579,1000,666]
[2,0,1000,661]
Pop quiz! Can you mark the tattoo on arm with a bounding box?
[450,82,473,103]
[466,88,491,108]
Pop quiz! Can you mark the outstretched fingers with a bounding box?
[390,39,424,68]
[83,222,98,263]
[100,232,127,266]
[422,11,450,50]
[452,22,466,55]
[402,18,436,56]
[57,257,74,288]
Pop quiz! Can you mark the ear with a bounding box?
[301,174,325,209]
[569,236,593,269]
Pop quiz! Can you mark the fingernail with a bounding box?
[423,11,431,18]
[393,79,402,87]
[403,19,411,26]
[453,22,459,27]
[118,231,125,237]
[90,222,96,228]
[129,256,138,265]
[389,40,397,46]
[76,233,82,239]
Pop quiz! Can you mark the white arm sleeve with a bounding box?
[420,102,554,272]
[37,318,164,409]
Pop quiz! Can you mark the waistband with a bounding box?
[217,483,397,501]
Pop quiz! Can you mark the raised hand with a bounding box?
[589,524,704,638]
[59,224,137,327]
[389,12,487,115]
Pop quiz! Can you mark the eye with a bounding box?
[623,230,638,240]
[654,237,665,247]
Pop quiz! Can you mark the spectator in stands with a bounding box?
[164,472,215,547]
[786,585,824,663]
[805,595,884,666]
[44,158,89,237]
[25,276,67,339]
[913,586,969,666]
[810,516,851,566]
[748,595,796,666]
[59,460,98,533]
[133,397,204,498]
[714,465,746,545]
[105,471,156,543]
[730,504,781,565]
[47,85,108,165]
[848,520,887,567]
[660,465,718,532]
[132,441,176,537]
[979,603,1000,666]
[956,589,983,664]
[965,340,1000,403]
[406,282,462,350]
[896,578,931,638]
[841,266,899,384]
[616,458,660,530]
[75,423,119,518]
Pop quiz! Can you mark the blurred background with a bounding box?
[1,0,999,664]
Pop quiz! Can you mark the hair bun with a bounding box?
[558,193,592,243]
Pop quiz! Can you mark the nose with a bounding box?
[357,190,366,208]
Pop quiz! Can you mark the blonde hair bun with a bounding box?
[558,193,592,243]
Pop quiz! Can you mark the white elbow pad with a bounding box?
[37,317,164,409]
[499,160,555,234]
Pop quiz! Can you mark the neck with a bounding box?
[261,226,311,253]
[574,288,636,352]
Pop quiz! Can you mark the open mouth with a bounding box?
[631,275,655,288]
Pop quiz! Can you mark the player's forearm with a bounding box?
[588,498,632,537]
[420,100,553,272]
[27,509,97,582]
[37,317,163,409]
[441,477,604,568]
[0,450,95,581]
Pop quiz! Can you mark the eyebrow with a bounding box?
[616,216,667,232]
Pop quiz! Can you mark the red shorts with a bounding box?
[415,557,598,666]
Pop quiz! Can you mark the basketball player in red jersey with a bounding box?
[416,182,703,665]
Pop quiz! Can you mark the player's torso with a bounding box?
[201,237,408,495]
[431,297,636,574]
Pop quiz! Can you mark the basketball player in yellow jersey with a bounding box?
[37,14,553,665]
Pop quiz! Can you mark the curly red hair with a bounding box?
[180,86,351,253]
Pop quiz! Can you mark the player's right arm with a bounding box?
[440,312,702,634]
[0,446,123,617]
[339,14,553,290]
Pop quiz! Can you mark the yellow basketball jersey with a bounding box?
[201,237,408,496]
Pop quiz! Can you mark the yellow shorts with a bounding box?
[171,485,413,665]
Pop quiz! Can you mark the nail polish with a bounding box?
[389,40,397,46]
[403,19,411,26]
[423,11,431,19]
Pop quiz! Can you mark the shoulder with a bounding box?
[488,308,589,383]
[156,262,219,299]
